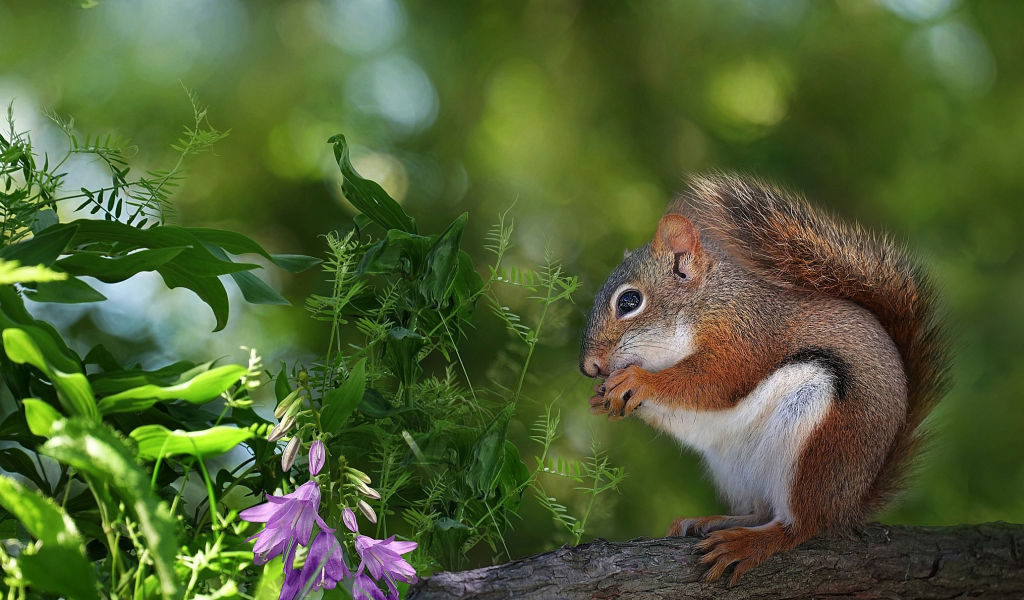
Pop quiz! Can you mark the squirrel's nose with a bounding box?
[579,356,607,378]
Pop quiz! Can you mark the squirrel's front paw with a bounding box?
[602,365,650,421]
[588,382,609,415]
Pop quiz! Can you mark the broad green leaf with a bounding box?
[130,424,254,460]
[358,388,416,420]
[228,270,289,305]
[275,362,292,402]
[467,404,514,498]
[2,328,97,420]
[0,223,77,267]
[383,328,425,389]
[82,343,123,372]
[23,398,62,437]
[20,545,99,600]
[268,253,322,273]
[453,250,483,319]
[0,476,97,600]
[0,447,49,492]
[29,208,59,234]
[24,276,106,303]
[321,359,366,432]
[90,359,202,396]
[202,242,289,305]
[185,227,321,273]
[0,259,67,285]
[60,220,258,277]
[96,364,246,414]
[330,134,417,234]
[156,260,232,331]
[497,440,530,511]
[0,286,81,372]
[56,246,187,283]
[41,419,179,599]
[356,229,434,277]
[420,213,467,306]
[0,476,78,545]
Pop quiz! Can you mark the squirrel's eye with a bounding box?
[616,290,643,317]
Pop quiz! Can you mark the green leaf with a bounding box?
[270,253,322,273]
[0,223,78,267]
[358,388,416,420]
[0,476,97,600]
[467,404,514,498]
[420,213,467,306]
[2,328,97,421]
[185,227,321,273]
[453,250,483,319]
[24,276,107,303]
[156,259,232,331]
[321,359,366,432]
[329,134,417,234]
[0,259,68,286]
[40,419,179,599]
[130,424,254,460]
[56,246,187,283]
[201,242,291,306]
[356,229,434,278]
[29,208,59,234]
[0,447,49,493]
[0,286,81,372]
[275,362,292,403]
[228,270,289,305]
[96,364,246,415]
[497,440,530,511]
[383,328,425,389]
[62,220,258,277]
[21,545,100,600]
[23,398,62,437]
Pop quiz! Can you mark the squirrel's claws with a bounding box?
[600,365,649,420]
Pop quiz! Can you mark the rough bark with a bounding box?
[408,522,1024,599]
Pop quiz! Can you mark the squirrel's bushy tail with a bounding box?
[682,174,951,513]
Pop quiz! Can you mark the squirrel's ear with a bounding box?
[652,214,700,257]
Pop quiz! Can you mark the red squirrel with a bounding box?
[579,175,950,586]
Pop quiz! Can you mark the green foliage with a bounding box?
[0,104,319,599]
[0,105,619,599]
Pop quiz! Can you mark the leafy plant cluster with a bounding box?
[0,98,624,600]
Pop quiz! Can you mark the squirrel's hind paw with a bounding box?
[695,521,800,587]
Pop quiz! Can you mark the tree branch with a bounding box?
[409,522,1024,599]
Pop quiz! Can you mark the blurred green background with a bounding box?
[2,0,1022,559]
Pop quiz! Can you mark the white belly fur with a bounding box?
[637,363,834,524]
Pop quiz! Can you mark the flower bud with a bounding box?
[281,436,301,471]
[308,440,326,477]
[342,507,358,532]
[348,477,380,500]
[357,499,377,524]
[346,468,372,485]
[274,390,301,420]
[268,413,297,443]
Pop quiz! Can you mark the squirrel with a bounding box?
[579,174,950,586]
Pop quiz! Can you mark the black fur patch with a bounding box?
[783,347,852,400]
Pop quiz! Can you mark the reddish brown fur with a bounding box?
[580,174,949,585]
[680,175,950,513]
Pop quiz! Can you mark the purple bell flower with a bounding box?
[240,481,328,570]
[355,535,418,598]
[351,573,387,600]
[278,528,350,600]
